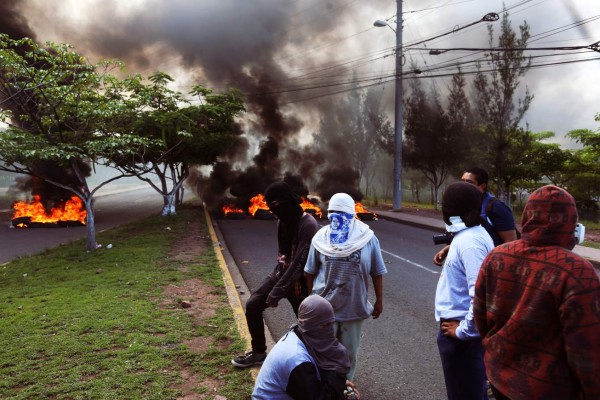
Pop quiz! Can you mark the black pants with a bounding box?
[437,330,488,400]
[245,276,304,353]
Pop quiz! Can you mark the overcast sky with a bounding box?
[8,0,600,151]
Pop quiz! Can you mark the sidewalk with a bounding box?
[375,209,600,265]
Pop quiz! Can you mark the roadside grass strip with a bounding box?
[0,205,254,399]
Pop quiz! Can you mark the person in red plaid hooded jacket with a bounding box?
[474,185,600,400]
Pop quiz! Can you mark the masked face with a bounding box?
[328,211,354,244]
[267,199,299,221]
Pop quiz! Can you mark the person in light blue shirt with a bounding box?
[434,182,493,400]
[252,295,356,400]
[305,193,387,382]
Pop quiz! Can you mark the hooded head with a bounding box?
[297,295,351,374]
[521,185,578,249]
[327,193,356,215]
[442,182,483,227]
[264,181,303,223]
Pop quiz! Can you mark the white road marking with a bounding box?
[382,249,439,274]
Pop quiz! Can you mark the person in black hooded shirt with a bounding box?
[232,181,320,368]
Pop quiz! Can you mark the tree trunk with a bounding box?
[84,197,97,251]
[162,193,176,216]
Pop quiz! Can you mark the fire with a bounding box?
[355,202,377,218]
[300,197,322,219]
[12,195,87,226]
[222,204,245,216]
[248,194,271,217]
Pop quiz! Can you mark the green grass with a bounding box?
[0,205,254,399]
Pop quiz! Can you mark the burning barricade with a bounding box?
[221,204,246,219]
[300,197,323,219]
[12,195,87,228]
[247,194,275,220]
[355,202,377,221]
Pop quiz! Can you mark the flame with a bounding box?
[248,194,271,217]
[300,197,323,218]
[12,195,87,225]
[222,204,245,216]
[355,202,377,218]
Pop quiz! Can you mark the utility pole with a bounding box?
[392,0,403,210]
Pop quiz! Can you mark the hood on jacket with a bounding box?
[521,185,578,250]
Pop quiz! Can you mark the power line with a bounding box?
[274,56,600,105]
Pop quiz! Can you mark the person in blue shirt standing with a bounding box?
[435,182,494,400]
[434,166,517,266]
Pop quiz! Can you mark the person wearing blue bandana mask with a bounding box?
[304,193,387,383]
[435,182,494,400]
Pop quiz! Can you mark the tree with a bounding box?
[502,130,571,206]
[0,34,157,251]
[473,10,532,201]
[565,117,600,213]
[116,72,245,215]
[402,74,470,209]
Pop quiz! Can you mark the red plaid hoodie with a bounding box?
[474,185,600,400]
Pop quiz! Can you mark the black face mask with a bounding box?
[267,198,302,223]
[264,182,302,223]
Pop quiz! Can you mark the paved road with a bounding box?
[216,216,449,399]
[0,186,163,264]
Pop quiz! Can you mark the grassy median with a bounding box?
[0,204,254,399]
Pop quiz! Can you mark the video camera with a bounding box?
[432,232,454,245]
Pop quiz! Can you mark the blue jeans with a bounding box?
[437,330,488,400]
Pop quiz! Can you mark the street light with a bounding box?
[374,0,403,210]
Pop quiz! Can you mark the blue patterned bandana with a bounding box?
[328,211,354,244]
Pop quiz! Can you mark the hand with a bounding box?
[345,380,360,399]
[433,245,450,266]
[441,320,459,338]
[372,299,383,319]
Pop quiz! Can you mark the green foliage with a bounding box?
[403,71,470,207]
[115,72,245,210]
[0,206,254,399]
[0,34,152,167]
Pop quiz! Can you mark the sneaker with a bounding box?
[231,351,266,368]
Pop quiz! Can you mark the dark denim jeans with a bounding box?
[245,276,303,353]
[437,330,488,400]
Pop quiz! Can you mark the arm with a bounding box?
[452,244,490,340]
[433,245,450,266]
[473,254,493,338]
[267,217,319,305]
[497,229,517,243]
[490,201,517,243]
[372,274,383,319]
[305,273,315,295]
[286,362,323,400]
[370,236,386,319]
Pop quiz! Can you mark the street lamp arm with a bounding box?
[373,19,396,33]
